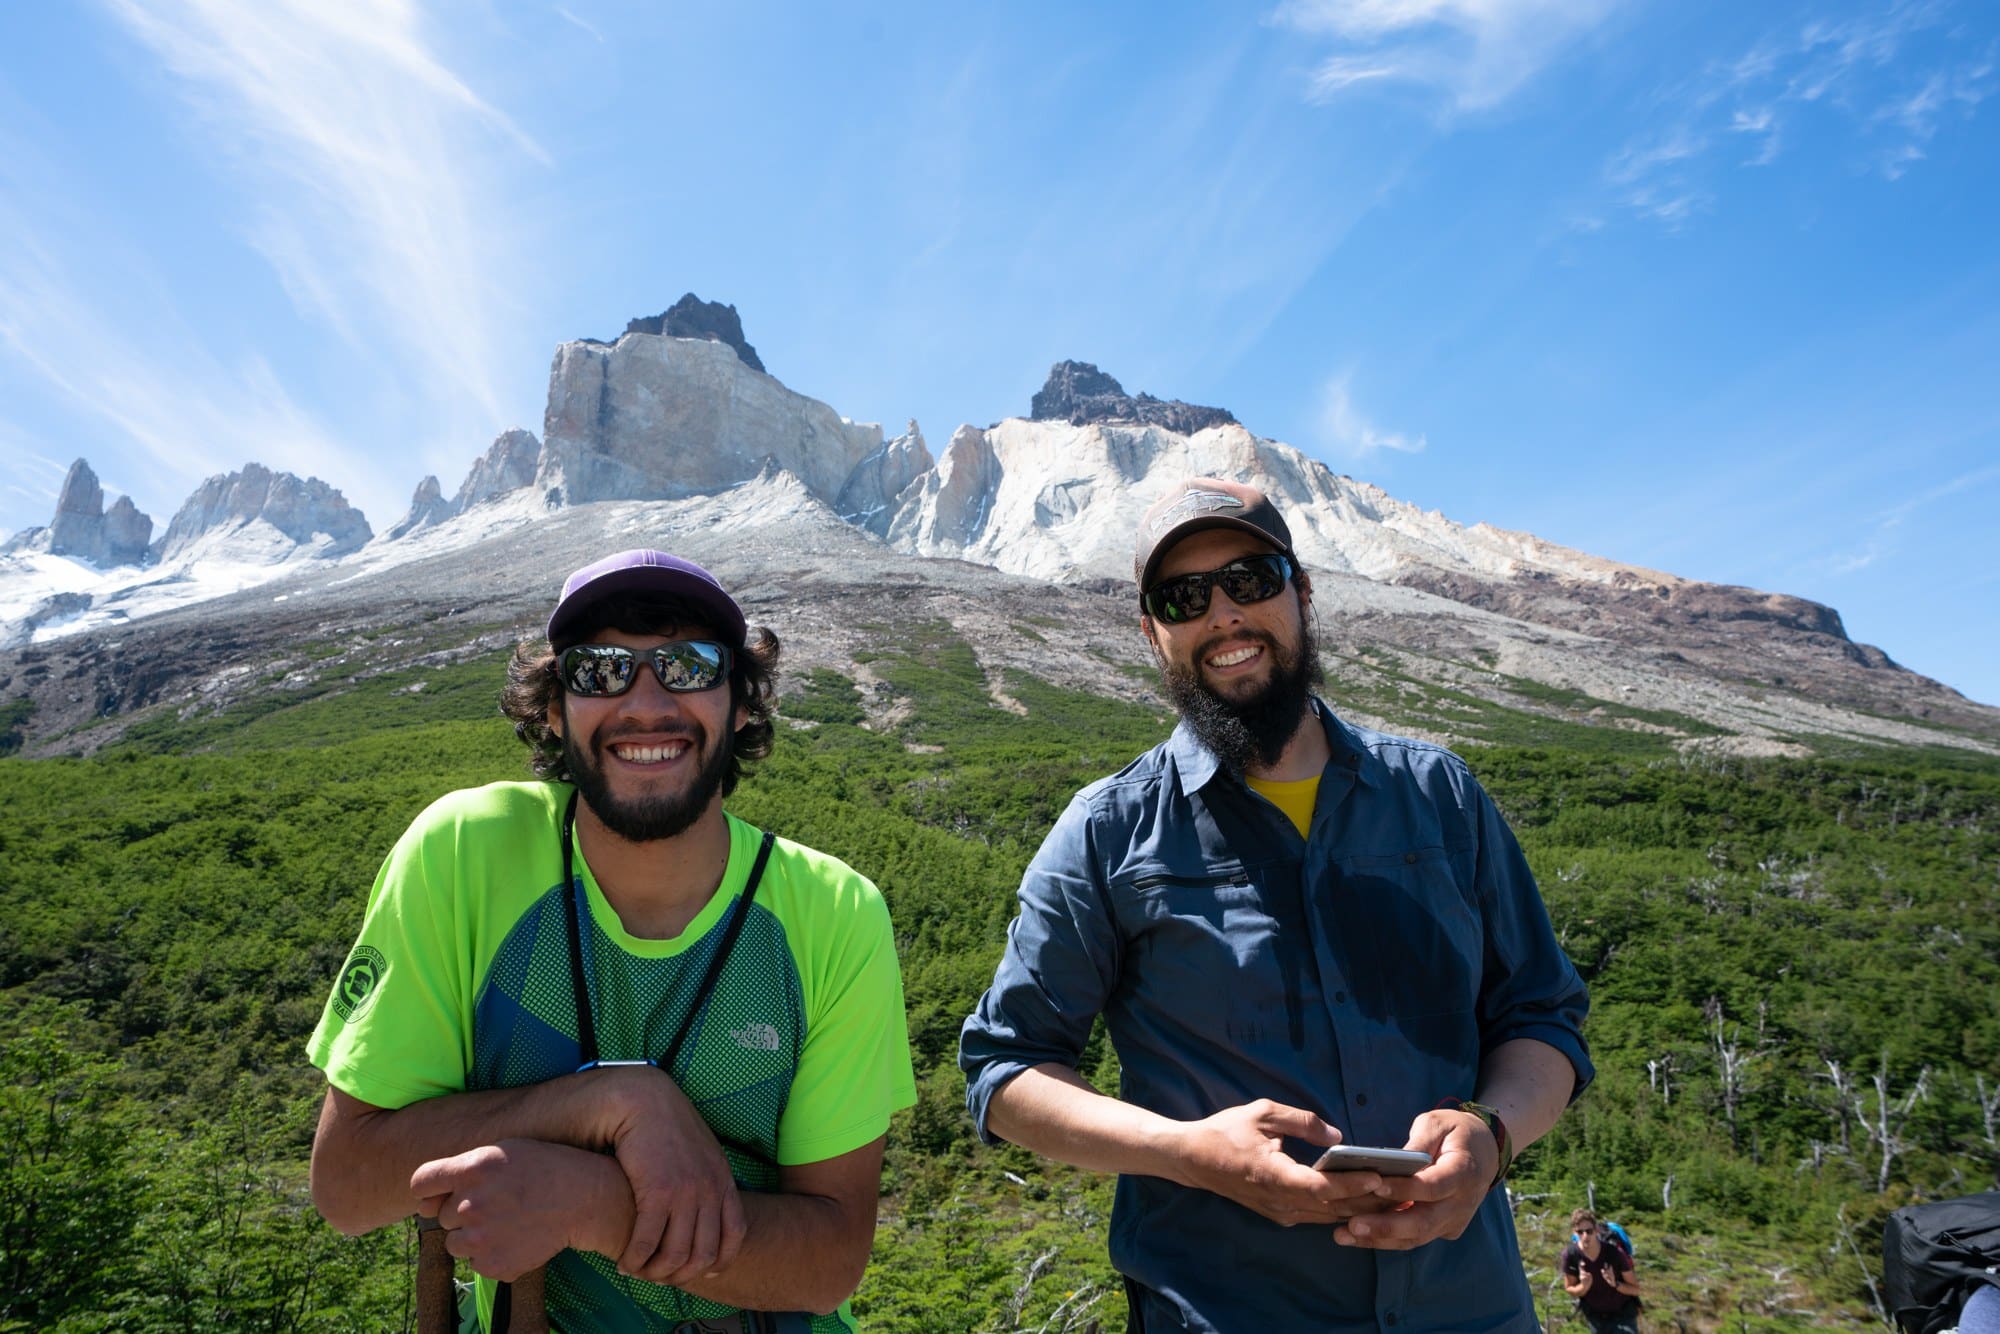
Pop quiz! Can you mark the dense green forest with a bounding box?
[2,623,1996,1332]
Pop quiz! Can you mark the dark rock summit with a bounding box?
[1029,360,1237,435]
[624,294,766,373]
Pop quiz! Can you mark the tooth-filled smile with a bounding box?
[1207,644,1264,669]
[606,737,694,765]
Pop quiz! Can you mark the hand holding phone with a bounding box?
[1312,1144,1433,1175]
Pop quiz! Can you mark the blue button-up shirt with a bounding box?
[960,702,1592,1333]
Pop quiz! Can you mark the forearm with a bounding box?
[985,1064,1195,1184]
[1474,1037,1577,1153]
[312,1074,641,1234]
[633,1187,863,1316]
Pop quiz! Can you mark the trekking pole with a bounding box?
[415,1216,550,1333]
[416,1217,455,1334]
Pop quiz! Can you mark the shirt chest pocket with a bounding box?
[1327,845,1481,1019]
[1117,866,1319,1044]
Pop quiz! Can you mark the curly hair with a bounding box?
[500,591,779,796]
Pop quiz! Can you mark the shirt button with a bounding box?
[1355,1093,1369,1106]
[1334,990,1347,1004]
[1386,1315,1398,1327]
[1404,851,1418,864]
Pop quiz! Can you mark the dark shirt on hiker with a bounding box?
[1562,1243,1633,1314]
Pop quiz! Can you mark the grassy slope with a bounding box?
[1,625,1995,1331]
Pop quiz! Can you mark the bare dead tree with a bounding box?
[1710,1008,1770,1151]
[1832,1203,1892,1328]
[1977,1073,2000,1157]
[1006,1249,1058,1330]
[1817,1058,1855,1156]
[1034,1284,1106,1334]
[1647,1054,1676,1107]
[1847,1053,1933,1193]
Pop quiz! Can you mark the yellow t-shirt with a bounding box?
[1246,774,1319,839]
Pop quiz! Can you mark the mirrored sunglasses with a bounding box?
[1143,553,1294,625]
[557,641,732,697]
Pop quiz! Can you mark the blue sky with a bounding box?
[3,1,1996,705]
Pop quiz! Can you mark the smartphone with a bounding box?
[1313,1145,1433,1175]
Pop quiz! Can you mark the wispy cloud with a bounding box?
[1604,1,1996,223]
[102,0,544,425]
[554,6,605,44]
[1824,463,2000,574]
[1319,374,1427,460]
[1272,0,1626,113]
[0,239,352,514]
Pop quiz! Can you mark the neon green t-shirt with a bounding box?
[307,781,917,1333]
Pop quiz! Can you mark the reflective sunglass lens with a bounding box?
[561,646,636,696]
[1145,556,1290,624]
[559,642,730,695]
[659,643,725,690]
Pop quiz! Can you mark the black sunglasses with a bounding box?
[1143,554,1294,625]
[556,641,732,697]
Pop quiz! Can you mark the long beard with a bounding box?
[564,720,735,842]
[1158,627,1323,776]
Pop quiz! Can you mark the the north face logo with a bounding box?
[1149,489,1244,540]
[732,1023,780,1052]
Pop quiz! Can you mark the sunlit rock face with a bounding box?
[27,459,155,567]
[836,421,933,537]
[535,332,882,510]
[154,463,372,562]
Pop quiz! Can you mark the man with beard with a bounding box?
[308,550,916,1333]
[960,480,1591,1332]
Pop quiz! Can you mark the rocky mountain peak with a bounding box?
[624,294,766,373]
[155,462,372,561]
[41,459,152,566]
[1029,360,1238,435]
[536,330,880,511]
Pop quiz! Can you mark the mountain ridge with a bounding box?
[3,305,1993,757]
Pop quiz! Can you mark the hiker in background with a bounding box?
[1562,1208,1641,1334]
[306,550,917,1332]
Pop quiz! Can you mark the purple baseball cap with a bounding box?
[546,550,747,650]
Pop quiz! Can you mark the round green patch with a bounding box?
[331,944,387,1023]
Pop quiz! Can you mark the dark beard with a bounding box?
[564,720,735,842]
[1159,628,1323,777]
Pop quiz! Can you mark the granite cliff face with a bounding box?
[535,330,882,509]
[387,428,543,539]
[835,422,933,536]
[155,463,372,561]
[2,460,155,567]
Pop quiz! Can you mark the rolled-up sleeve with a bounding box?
[959,793,1123,1143]
[1467,775,1594,1099]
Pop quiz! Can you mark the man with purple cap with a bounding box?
[960,480,1591,1332]
[308,550,916,1332]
